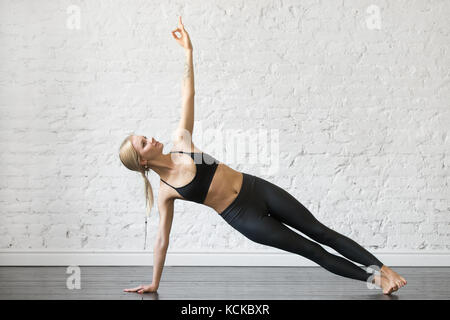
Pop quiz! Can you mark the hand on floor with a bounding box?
[123,283,158,294]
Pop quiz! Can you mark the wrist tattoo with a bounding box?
[183,62,192,81]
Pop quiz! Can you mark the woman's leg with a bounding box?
[254,175,384,270]
[225,200,375,282]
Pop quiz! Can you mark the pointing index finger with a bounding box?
[179,16,185,28]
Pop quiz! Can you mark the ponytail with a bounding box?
[141,169,154,217]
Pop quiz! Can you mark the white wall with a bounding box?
[0,0,449,265]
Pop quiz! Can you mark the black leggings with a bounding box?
[219,173,384,282]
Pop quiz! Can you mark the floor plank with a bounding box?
[0,266,448,300]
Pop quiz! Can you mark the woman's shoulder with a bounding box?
[158,180,183,201]
[170,137,202,153]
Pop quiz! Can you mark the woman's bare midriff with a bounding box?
[203,163,243,214]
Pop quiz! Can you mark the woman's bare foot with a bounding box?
[371,274,399,295]
[380,265,407,288]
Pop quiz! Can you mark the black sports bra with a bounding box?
[160,151,220,204]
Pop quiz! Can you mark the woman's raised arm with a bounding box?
[172,16,195,138]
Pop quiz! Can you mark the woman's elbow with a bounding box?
[155,238,169,249]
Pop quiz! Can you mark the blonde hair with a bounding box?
[119,132,154,217]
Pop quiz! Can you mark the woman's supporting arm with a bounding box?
[151,242,168,288]
[151,194,174,288]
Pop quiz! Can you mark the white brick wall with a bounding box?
[0,0,449,257]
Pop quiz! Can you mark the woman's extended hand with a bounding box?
[171,16,193,51]
[123,283,158,294]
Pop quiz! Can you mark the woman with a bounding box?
[119,16,407,295]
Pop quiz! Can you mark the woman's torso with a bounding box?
[159,141,243,215]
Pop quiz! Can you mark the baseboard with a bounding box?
[0,250,449,266]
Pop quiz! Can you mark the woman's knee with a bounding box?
[304,243,331,263]
[307,224,337,245]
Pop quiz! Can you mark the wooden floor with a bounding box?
[0,266,448,300]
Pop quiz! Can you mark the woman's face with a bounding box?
[132,135,163,164]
